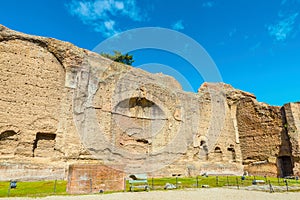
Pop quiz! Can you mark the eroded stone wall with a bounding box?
[236,98,284,176]
[1,25,300,180]
[0,25,89,180]
[282,103,300,176]
[0,39,64,157]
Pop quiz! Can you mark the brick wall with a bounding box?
[67,164,125,194]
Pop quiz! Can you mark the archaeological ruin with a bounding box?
[0,25,300,181]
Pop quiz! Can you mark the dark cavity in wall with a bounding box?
[200,140,208,160]
[0,130,18,155]
[277,156,293,177]
[32,132,56,157]
[227,145,236,162]
[0,130,17,140]
[277,107,294,177]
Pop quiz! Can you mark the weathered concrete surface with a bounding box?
[0,25,299,180]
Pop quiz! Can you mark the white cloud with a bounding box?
[202,1,215,8]
[121,0,144,22]
[104,20,115,31]
[115,1,124,10]
[172,20,184,31]
[267,12,299,41]
[66,0,145,37]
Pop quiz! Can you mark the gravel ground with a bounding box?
[6,188,300,200]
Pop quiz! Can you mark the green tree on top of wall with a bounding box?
[101,50,134,66]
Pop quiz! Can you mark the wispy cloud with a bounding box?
[172,20,184,31]
[267,12,299,42]
[202,1,215,8]
[228,28,237,37]
[66,0,145,37]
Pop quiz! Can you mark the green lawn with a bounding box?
[0,176,299,197]
[128,176,300,191]
[0,180,67,197]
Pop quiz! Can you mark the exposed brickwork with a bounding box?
[67,164,125,194]
[236,98,286,176]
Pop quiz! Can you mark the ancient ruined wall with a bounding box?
[0,162,66,181]
[151,83,251,177]
[1,25,300,180]
[0,39,64,158]
[190,83,245,175]
[282,103,300,176]
[236,98,285,176]
[0,25,90,180]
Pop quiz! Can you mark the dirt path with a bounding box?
[7,188,300,200]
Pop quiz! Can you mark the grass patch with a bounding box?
[0,180,67,197]
[130,176,300,191]
[0,176,299,197]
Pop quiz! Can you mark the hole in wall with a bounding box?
[32,132,56,157]
[0,130,17,140]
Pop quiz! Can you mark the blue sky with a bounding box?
[1,0,300,106]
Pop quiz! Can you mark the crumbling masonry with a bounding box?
[0,25,300,180]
